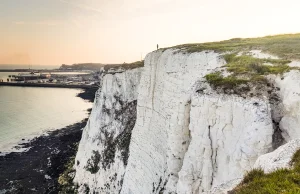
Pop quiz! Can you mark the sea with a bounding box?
[0,72,93,153]
[0,64,59,70]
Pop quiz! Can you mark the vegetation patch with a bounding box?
[205,72,249,89]
[224,54,291,75]
[103,60,144,71]
[85,150,101,174]
[57,142,81,194]
[204,54,295,91]
[231,149,300,194]
[101,100,137,170]
[58,156,78,194]
[170,33,300,60]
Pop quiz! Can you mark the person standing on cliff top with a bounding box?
[157,44,159,50]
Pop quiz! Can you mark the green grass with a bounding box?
[170,33,300,60]
[224,54,291,75]
[58,156,78,194]
[204,54,293,89]
[205,72,249,89]
[103,60,144,71]
[232,149,300,194]
[58,143,80,193]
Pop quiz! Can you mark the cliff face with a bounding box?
[120,50,275,194]
[74,68,141,193]
[273,71,300,141]
[74,48,300,193]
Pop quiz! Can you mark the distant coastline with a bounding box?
[0,65,59,70]
[0,82,96,89]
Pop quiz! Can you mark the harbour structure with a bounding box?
[9,72,51,82]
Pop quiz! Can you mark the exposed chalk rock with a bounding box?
[273,71,300,141]
[74,47,300,194]
[176,93,273,193]
[74,68,141,193]
[120,50,274,194]
[248,50,279,60]
[254,139,300,173]
[120,50,227,194]
[209,178,242,194]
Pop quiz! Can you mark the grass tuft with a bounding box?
[204,54,294,90]
[240,169,265,185]
[205,72,248,89]
[224,54,291,75]
[232,149,300,194]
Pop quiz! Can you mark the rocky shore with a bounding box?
[0,88,96,194]
[77,87,98,103]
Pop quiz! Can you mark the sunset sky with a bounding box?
[1,0,300,66]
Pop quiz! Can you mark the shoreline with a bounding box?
[0,87,94,155]
[0,87,96,193]
[0,82,95,89]
[0,120,88,193]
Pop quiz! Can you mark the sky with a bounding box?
[1,0,300,66]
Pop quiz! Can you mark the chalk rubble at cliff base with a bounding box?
[74,48,300,194]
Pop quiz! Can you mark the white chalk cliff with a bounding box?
[74,48,300,193]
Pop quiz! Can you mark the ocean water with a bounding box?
[0,86,93,153]
[0,64,59,70]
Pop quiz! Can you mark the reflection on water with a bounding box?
[0,86,92,152]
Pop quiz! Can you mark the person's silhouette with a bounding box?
[157,44,159,50]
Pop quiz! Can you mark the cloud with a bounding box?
[35,21,58,26]
[13,20,60,26]
[59,0,104,15]
[13,21,25,25]
[71,19,83,28]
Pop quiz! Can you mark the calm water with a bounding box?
[0,86,92,153]
[0,65,59,70]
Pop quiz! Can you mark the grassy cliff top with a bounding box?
[171,33,300,60]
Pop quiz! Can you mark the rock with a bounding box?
[273,71,300,141]
[254,139,300,173]
[45,175,51,180]
[74,68,142,193]
[74,48,300,194]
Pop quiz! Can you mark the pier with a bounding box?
[0,82,97,89]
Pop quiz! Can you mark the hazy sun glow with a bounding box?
[1,0,300,65]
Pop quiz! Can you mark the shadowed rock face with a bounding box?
[100,100,137,171]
